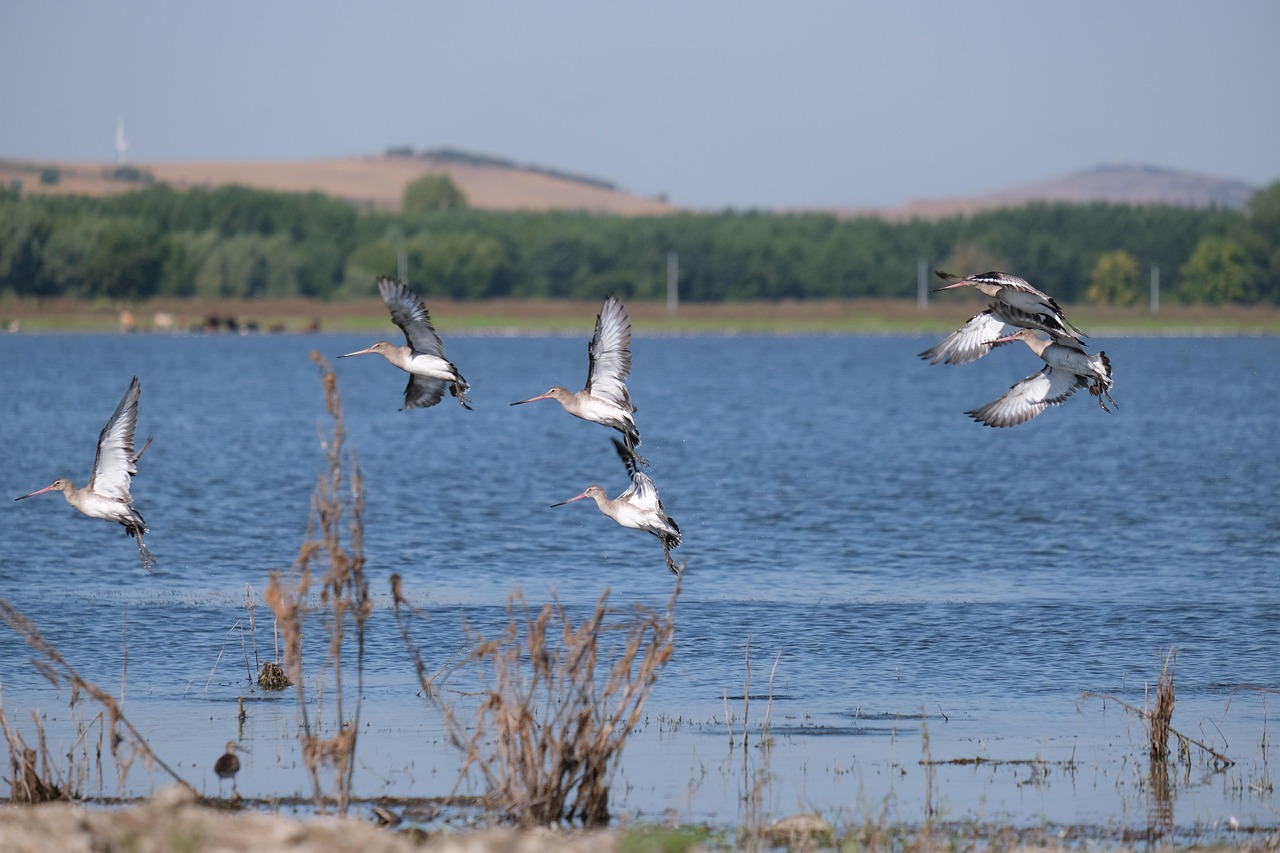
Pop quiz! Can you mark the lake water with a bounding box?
[0,330,1276,840]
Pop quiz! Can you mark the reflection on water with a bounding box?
[0,332,1277,836]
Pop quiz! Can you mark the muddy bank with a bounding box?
[0,787,617,853]
[3,788,1278,852]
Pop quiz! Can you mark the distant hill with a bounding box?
[870,164,1258,220]
[0,149,678,216]
[0,153,1259,219]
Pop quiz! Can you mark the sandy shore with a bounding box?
[0,787,621,853]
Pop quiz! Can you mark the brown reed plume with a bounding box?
[402,580,680,827]
[263,352,370,816]
[1148,647,1176,763]
[0,599,195,801]
[1082,645,1233,769]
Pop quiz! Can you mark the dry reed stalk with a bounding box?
[1081,646,1234,769]
[425,580,681,827]
[1149,647,1176,762]
[263,352,369,816]
[0,700,73,803]
[388,576,461,698]
[0,599,196,798]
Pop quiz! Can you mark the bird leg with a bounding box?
[1089,383,1117,413]
[662,539,683,575]
[134,533,156,572]
[450,381,473,410]
[620,434,648,468]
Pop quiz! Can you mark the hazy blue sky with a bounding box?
[3,1,1276,209]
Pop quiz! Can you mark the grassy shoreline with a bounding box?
[3,296,1279,336]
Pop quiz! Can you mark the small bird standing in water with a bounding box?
[214,741,246,796]
[512,295,644,464]
[339,277,472,411]
[15,376,155,571]
[552,439,682,574]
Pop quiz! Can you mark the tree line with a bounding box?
[1,176,1277,305]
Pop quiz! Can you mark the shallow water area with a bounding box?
[0,331,1276,842]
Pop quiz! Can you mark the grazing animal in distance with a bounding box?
[15,376,155,571]
[339,277,472,410]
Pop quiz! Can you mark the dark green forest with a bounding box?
[2,178,1277,306]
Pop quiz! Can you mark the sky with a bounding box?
[2,1,1277,210]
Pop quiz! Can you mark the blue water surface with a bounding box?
[0,330,1276,834]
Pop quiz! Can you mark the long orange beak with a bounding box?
[511,393,551,406]
[551,491,592,508]
[15,483,58,501]
[338,346,377,358]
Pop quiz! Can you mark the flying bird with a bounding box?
[16,376,155,571]
[339,277,472,410]
[511,295,643,464]
[921,302,1082,366]
[966,329,1116,428]
[933,270,1085,342]
[552,439,682,574]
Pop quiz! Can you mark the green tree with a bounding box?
[0,204,51,297]
[1241,181,1280,302]
[1178,236,1256,304]
[1086,250,1142,306]
[193,233,301,298]
[402,174,467,214]
[81,218,165,299]
[407,232,509,298]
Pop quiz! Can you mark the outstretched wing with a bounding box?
[966,366,1087,428]
[583,295,634,410]
[402,375,448,410]
[612,438,663,511]
[920,309,1019,366]
[89,376,142,500]
[379,278,446,358]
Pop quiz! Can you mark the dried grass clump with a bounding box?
[421,582,680,827]
[263,353,370,816]
[1082,645,1233,770]
[1148,647,1176,763]
[0,600,194,801]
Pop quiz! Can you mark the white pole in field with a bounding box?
[1150,264,1160,315]
[667,251,679,314]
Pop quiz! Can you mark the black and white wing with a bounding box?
[920,309,1020,365]
[965,366,1088,428]
[378,278,446,359]
[402,375,448,410]
[88,376,142,501]
[611,437,653,505]
[583,295,634,411]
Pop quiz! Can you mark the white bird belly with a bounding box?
[574,395,633,426]
[404,353,456,380]
[73,492,135,524]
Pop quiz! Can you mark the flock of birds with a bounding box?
[14,270,1115,576]
[922,270,1116,427]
